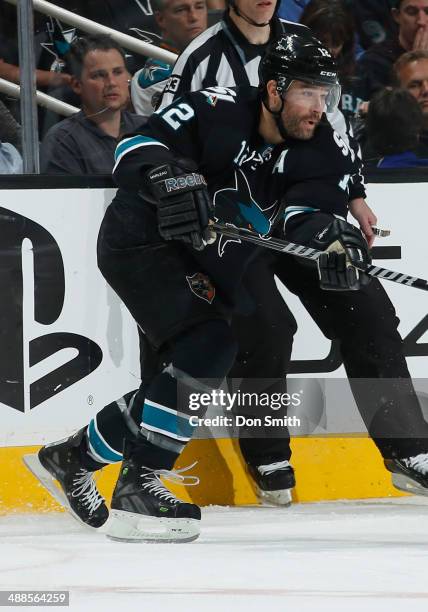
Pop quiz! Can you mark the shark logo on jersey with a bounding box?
[214,170,276,257]
[42,18,76,72]
[131,0,154,16]
[206,95,218,107]
[129,28,161,45]
[186,272,215,303]
[142,61,171,84]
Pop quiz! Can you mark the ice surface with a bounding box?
[1,498,428,611]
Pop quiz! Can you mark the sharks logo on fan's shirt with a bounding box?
[140,60,172,86]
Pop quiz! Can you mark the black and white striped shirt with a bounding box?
[158,12,308,109]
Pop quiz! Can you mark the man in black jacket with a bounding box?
[67,0,312,511]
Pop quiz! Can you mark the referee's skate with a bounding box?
[247,460,295,506]
[385,452,428,496]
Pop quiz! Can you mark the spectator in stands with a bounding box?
[394,50,428,125]
[0,3,82,135]
[356,0,428,101]
[349,1,397,51]
[131,0,208,116]
[0,99,21,153]
[299,0,363,125]
[0,4,73,93]
[40,35,144,175]
[281,1,395,58]
[56,0,158,75]
[365,87,428,167]
[0,49,72,92]
[0,140,22,173]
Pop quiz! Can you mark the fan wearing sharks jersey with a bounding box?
[130,0,208,117]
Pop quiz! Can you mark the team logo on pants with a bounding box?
[186,272,215,304]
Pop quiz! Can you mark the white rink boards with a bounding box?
[0,182,427,445]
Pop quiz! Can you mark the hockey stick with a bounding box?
[212,222,428,293]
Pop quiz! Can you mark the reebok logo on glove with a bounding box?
[164,173,207,192]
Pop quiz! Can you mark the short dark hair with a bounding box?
[67,34,127,78]
[367,87,423,155]
[299,0,356,79]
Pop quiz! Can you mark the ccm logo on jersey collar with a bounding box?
[165,173,207,191]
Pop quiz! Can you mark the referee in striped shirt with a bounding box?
[159,0,307,108]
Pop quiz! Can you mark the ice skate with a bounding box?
[23,429,108,529]
[248,459,295,506]
[385,453,428,496]
[106,451,201,543]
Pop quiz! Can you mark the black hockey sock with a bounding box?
[124,437,179,471]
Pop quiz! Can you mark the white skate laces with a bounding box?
[141,463,200,504]
[403,453,428,475]
[257,460,291,476]
[71,469,105,514]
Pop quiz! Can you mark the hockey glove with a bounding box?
[312,218,371,291]
[146,161,216,251]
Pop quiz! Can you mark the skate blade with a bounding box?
[257,487,292,507]
[22,453,97,531]
[392,473,428,497]
[106,510,200,543]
